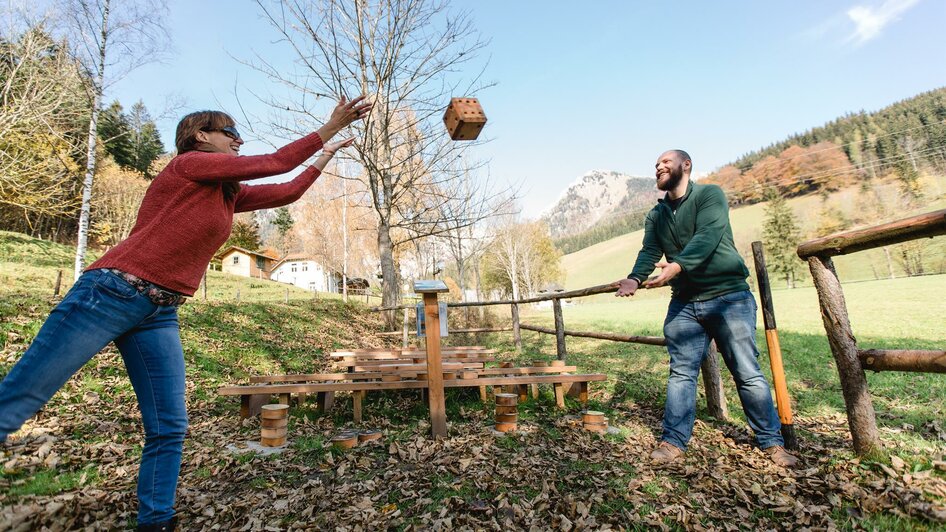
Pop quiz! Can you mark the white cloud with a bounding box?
[846,0,921,45]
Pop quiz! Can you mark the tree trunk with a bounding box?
[378,220,399,328]
[74,0,110,279]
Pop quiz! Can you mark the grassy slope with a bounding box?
[562,177,946,295]
[1,232,944,530]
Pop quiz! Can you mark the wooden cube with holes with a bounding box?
[443,97,487,140]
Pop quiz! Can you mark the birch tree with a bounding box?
[61,0,169,279]
[248,0,504,323]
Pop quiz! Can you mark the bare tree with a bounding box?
[247,0,507,324]
[60,0,169,279]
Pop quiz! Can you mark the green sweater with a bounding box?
[628,181,749,302]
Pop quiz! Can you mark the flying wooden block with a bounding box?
[443,97,487,140]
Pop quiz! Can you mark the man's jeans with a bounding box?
[0,269,187,525]
[661,289,783,451]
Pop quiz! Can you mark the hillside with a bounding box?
[561,177,946,296]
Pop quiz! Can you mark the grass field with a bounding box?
[1,231,945,529]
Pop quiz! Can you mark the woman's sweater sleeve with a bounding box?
[173,133,324,183]
[234,166,322,213]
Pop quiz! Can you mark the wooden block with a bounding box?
[530,383,539,399]
[353,391,364,423]
[495,393,518,406]
[316,391,335,413]
[532,360,548,367]
[261,404,289,419]
[583,422,608,434]
[495,413,518,423]
[241,394,270,418]
[381,374,401,382]
[500,362,514,368]
[261,436,287,447]
[495,405,518,415]
[358,430,382,443]
[581,410,605,424]
[549,360,566,367]
[443,97,487,140]
[278,393,290,405]
[443,372,456,380]
[479,385,488,403]
[553,382,566,409]
[261,427,287,439]
[494,421,517,433]
[401,373,419,380]
[460,371,478,380]
[261,417,288,429]
[331,433,358,450]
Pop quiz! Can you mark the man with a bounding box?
[615,149,797,468]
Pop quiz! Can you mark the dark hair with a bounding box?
[670,149,692,169]
[175,110,241,200]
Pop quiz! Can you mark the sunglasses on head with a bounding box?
[202,125,241,141]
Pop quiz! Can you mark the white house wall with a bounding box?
[222,252,252,278]
[271,260,334,292]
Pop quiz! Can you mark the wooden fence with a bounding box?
[797,208,946,456]
[371,283,730,420]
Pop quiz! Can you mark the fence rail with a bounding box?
[798,208,946,456]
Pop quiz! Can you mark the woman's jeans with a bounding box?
[661,290,783,451]
[0,269,187,525]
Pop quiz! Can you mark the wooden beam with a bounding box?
[370,282,624,311]
[858,349,946,373]
[422,292,448,438]
[797,209,946,259]
[553,298,567,361]
[700,341,728,421]
[519,323,666,346]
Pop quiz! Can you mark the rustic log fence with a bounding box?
[797,208,946,456]
[372,282,731,420]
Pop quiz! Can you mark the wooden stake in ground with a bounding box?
[751,241,798,450]
[415,280,449,438]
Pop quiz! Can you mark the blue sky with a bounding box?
[109,0,946,217]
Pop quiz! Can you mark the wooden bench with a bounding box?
[219,373,607,421]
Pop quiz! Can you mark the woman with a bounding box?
[0,96,371,531]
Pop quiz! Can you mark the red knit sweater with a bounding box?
[88,133,324,296]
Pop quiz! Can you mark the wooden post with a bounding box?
[807,255,881,455]
[202,270,208,300]
[553,298,566,361]
[353,391,363,423]
[316,391,335,413]
[416,281,449,438]
[752,241,797,450]
[236,288,240,302]
[53,269,63,297]
[553,382,566,409]
[511,302,522,353]
[285,288,289,303]
[402,307,409,348]
[700,341,729,420]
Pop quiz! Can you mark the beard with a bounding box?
[657,164,685,191]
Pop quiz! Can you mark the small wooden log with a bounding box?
[261,417,288,429]
[260,404,289,419]
[494,421,517,432]
[495,393,518,406]
[358,430,382,443]
[261,436,286,447]
[859,349,946,373]
[331,433,358,449]
[495,405,518,415]
[479,385,488,402]
[495,413,518,423]
[381,374,401,382]
[549,360,565,367]
[583,422,608,434]
[261,427,287,439]
[581,410,605,424]
[797,209,946,259]
[700,341,729,420]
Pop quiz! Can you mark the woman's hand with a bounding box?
[323,137,356,157]
[328,95,372,129]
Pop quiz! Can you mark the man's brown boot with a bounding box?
[650,441,684,464]
[764,445,798,468]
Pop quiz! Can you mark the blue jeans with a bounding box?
[661,290,782,451]
[0,269,187,525]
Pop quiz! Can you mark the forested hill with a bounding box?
[702,87,946,204]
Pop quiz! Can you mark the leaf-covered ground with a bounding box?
[1,290,945,530]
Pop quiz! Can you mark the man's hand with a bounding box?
[642,260,682,289]
[615,278,640,297]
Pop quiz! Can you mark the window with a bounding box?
[302,263,308,272]
[232,256,239,264]
[291,263,297,272]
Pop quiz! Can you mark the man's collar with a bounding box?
[658,180,694,204]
